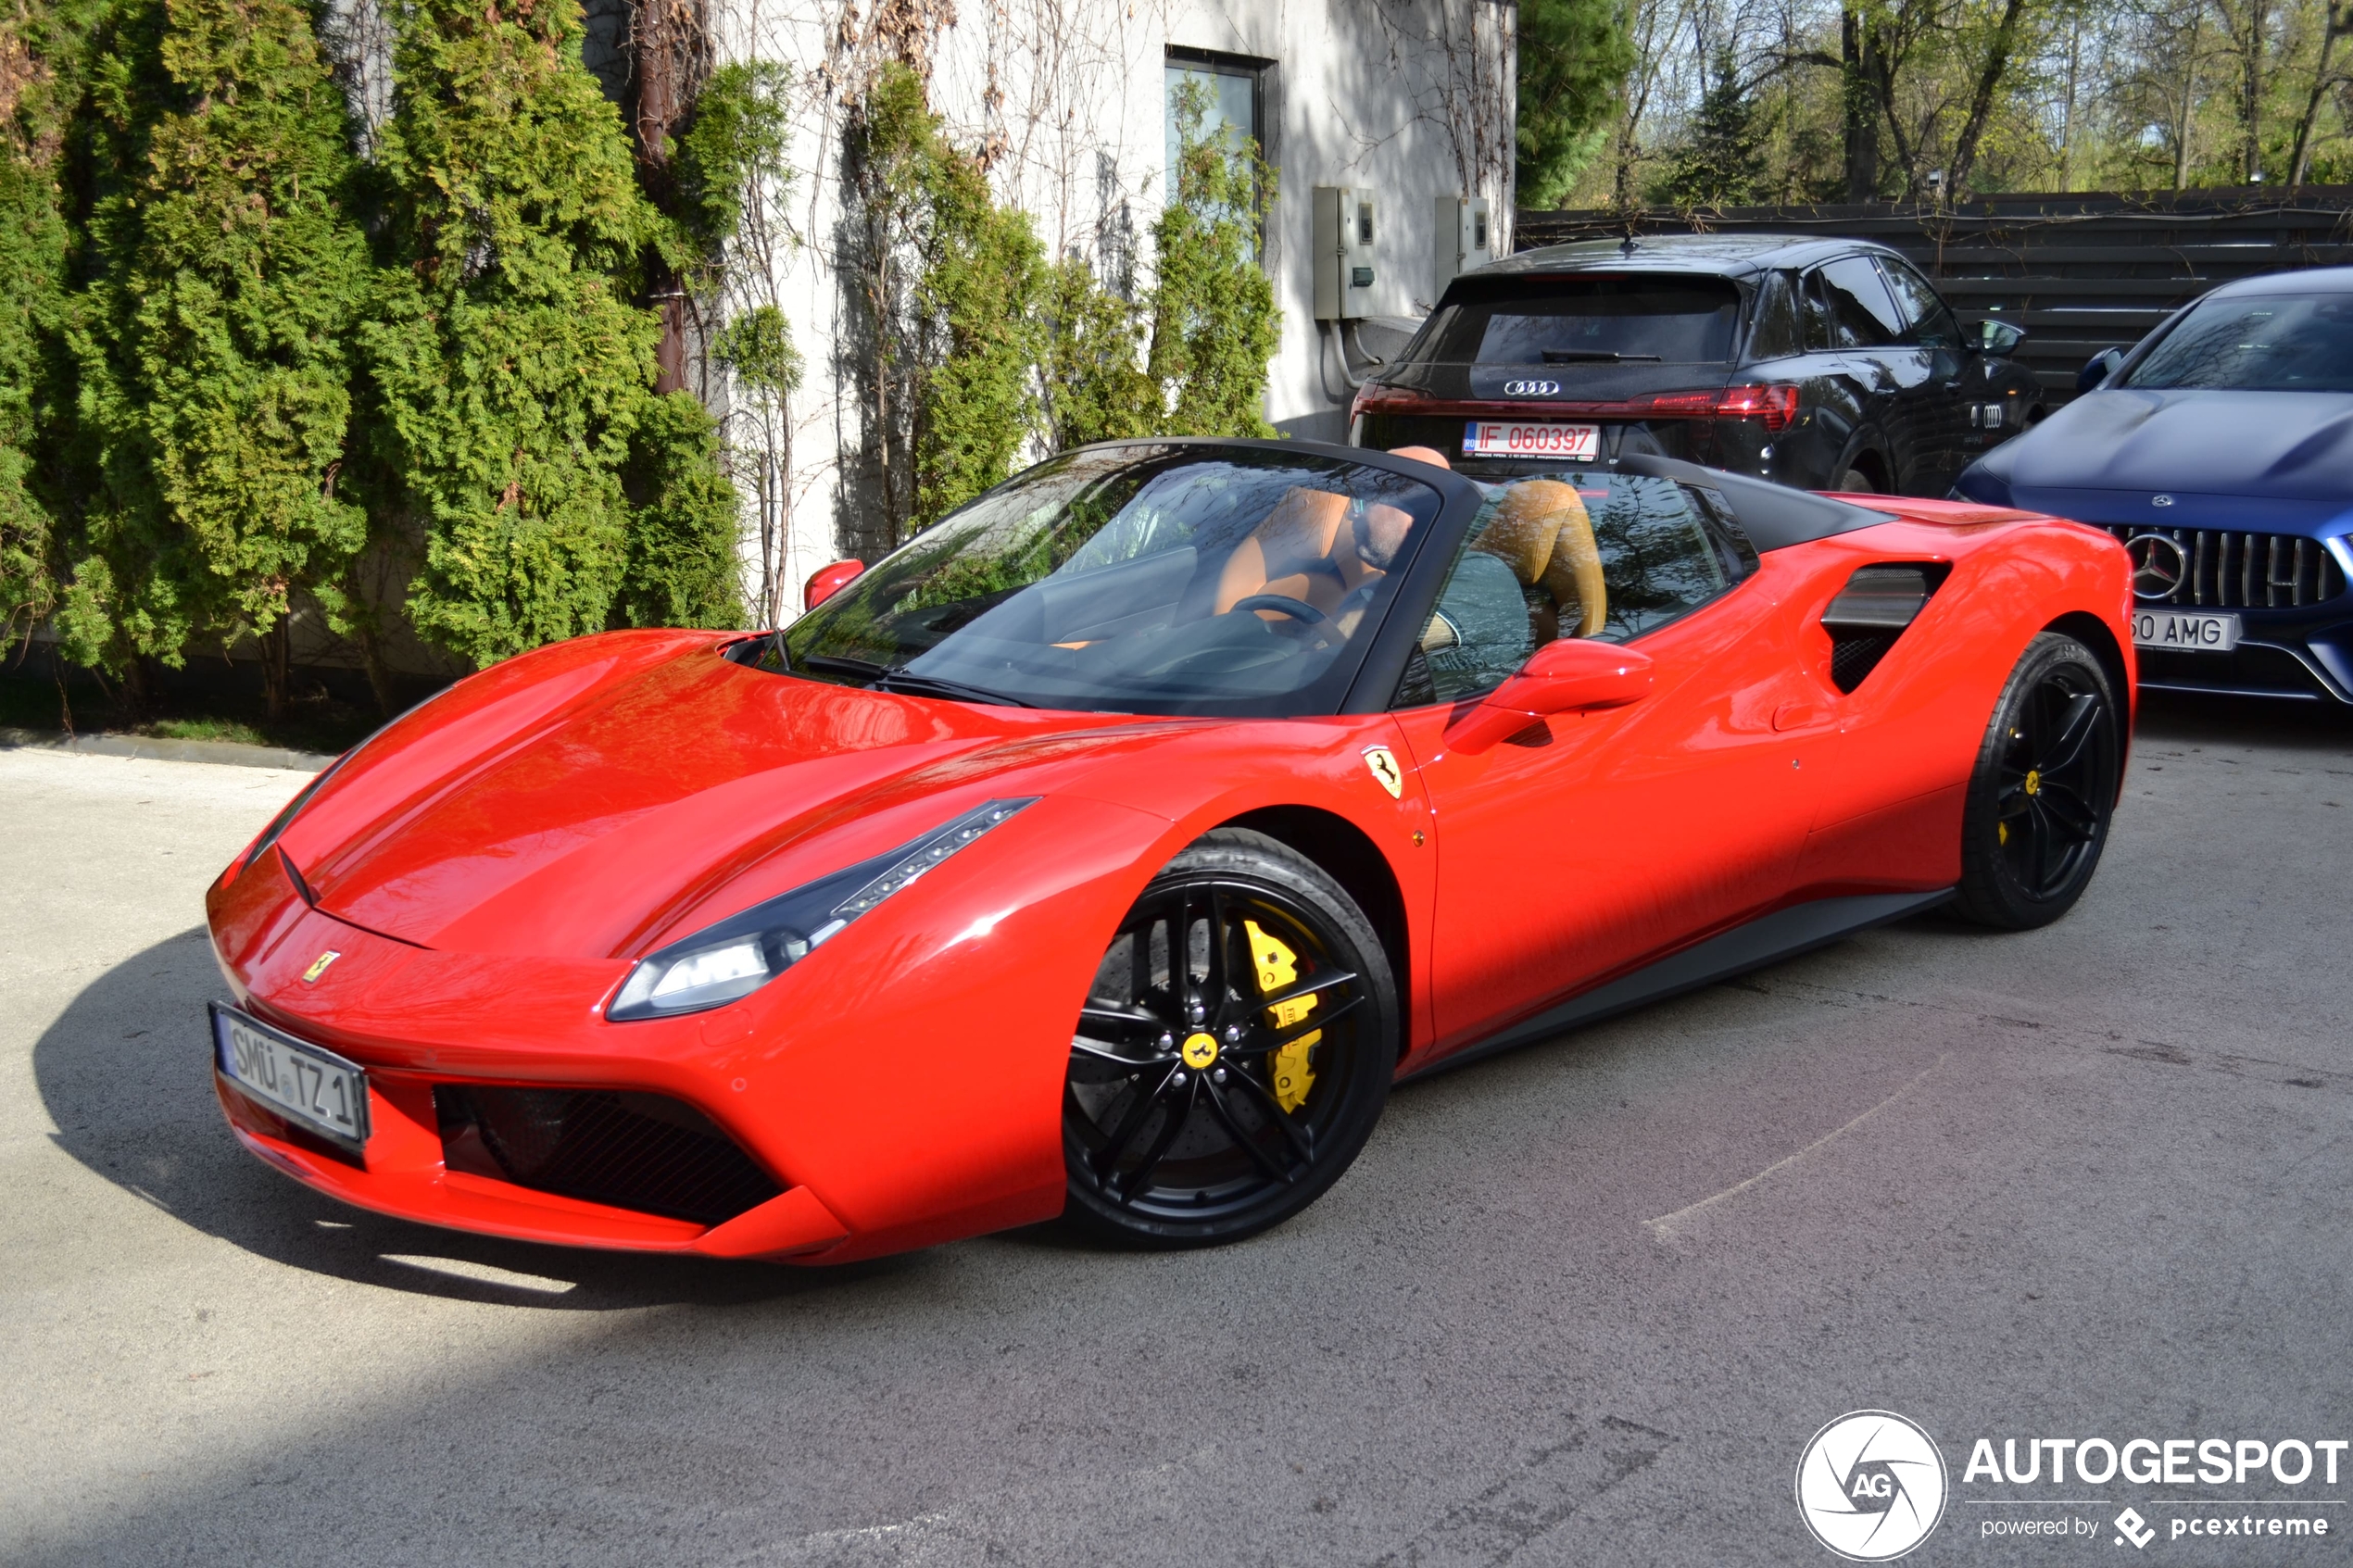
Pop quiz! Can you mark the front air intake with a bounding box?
[434,1085,782,1226]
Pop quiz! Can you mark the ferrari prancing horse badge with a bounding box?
[1362,746,1403,799]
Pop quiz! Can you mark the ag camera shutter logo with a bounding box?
[1795,1411,1949,1561]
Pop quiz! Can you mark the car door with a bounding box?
[1874,257,1972,495]
[1386,470,1842,1055]
[1781,266,1873,489]
[1813,254,1936,492]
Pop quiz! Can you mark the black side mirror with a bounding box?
[1973,318,2025,356]
[2077,346,2124,393]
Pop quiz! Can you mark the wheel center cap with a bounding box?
[2024,769,2042,797]
[1180,1032,1220,1070]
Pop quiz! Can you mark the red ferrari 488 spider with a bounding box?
[206,440,2132,1262]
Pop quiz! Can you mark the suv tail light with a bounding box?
[1628,383,1802,433]
[1350,383,1429,423]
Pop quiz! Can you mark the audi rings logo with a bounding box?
[1502,379,1561,396]
[2125,533,2187,601]
[1795,1411,1948,1561]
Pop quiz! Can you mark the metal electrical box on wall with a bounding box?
[1313,186,1378,320]
[1433,195,1492,299]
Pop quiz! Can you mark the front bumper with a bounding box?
[2091,521,2353,703]
[202,797,1163,1262]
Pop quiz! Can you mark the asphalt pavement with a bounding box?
[2,694,2348,1566]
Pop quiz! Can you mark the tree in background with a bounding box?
[1040,254,1155,451]
[1144,79,1280,438]
[1654,45,1771,204]
[847,63,1045,539]
[0,0,102,647]
[63,0,371,715]
[1518,0,1637,207]
[364,0,736,671]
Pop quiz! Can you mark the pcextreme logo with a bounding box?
[1795,1411,1950,1562]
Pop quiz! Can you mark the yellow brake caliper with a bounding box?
[1245,919,1319,1112]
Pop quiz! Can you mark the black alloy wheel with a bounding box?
[1955,632,2121,929]
[1061,829,1396,1247]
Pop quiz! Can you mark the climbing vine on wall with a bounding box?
[847,61,1045,542]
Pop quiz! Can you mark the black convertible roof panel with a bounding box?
[1615,455,1898,550]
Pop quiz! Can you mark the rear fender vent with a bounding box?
[434,1085,783,1226]
[1820,563,1949,694]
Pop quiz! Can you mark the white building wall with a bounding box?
[706,0,1515,621]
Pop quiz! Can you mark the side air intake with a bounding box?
[1819,564,1947,693]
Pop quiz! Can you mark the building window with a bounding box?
[1164,46,1275,253]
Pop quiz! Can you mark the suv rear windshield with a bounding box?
[1404,276,1745,367]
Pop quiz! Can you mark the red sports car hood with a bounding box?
[269,633,1185,959]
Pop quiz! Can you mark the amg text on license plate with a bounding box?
[2132,609,2241,652]
[210,1003,370,1150]
[1463,420,1600,459]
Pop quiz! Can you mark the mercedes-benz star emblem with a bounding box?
[2125,533,2186,601]
[1502,379,1560,396]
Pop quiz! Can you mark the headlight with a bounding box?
[605,797,1039,1022]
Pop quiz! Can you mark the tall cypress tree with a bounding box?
[366,0,736,668]
[0,0,107,648]
[1517,0,1636,209]
[65,0,371,713]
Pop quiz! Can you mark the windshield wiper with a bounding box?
[799,652,887,680]
[799,651,1032,707]
[875,670,1036,708]
[1539,350,1663,363]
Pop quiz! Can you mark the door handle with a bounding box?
[1773,700,1829,732]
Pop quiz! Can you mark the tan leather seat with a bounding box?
[1214,488,1355,617]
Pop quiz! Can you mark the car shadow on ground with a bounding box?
[2135,687,2353,750]
[30,925,950,1310]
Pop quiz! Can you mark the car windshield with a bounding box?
[2123,293,2353,392]
[781,445,1447,716]
[1404,276,1744,366]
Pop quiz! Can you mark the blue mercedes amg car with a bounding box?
[1956,267,2353,703]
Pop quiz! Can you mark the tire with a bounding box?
[1061,829,1397,1247]
[1953,632,2121,929]
[1838,468,1877,493]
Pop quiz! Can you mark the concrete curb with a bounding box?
[0,725,333,772]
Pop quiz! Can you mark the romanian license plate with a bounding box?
[1463,420,1601,460]
[2132,608,2241,652]
[210,1003,370,1151]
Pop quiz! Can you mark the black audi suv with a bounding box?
[1350,233,2045,496]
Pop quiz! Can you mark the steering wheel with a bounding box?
[1228,594,1327,624]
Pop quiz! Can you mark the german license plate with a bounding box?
[2132,608,2241,652]
[210,1003,370,1151]
[1463,420,1600,460]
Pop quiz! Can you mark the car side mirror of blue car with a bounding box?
[2077,346,2124,392]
